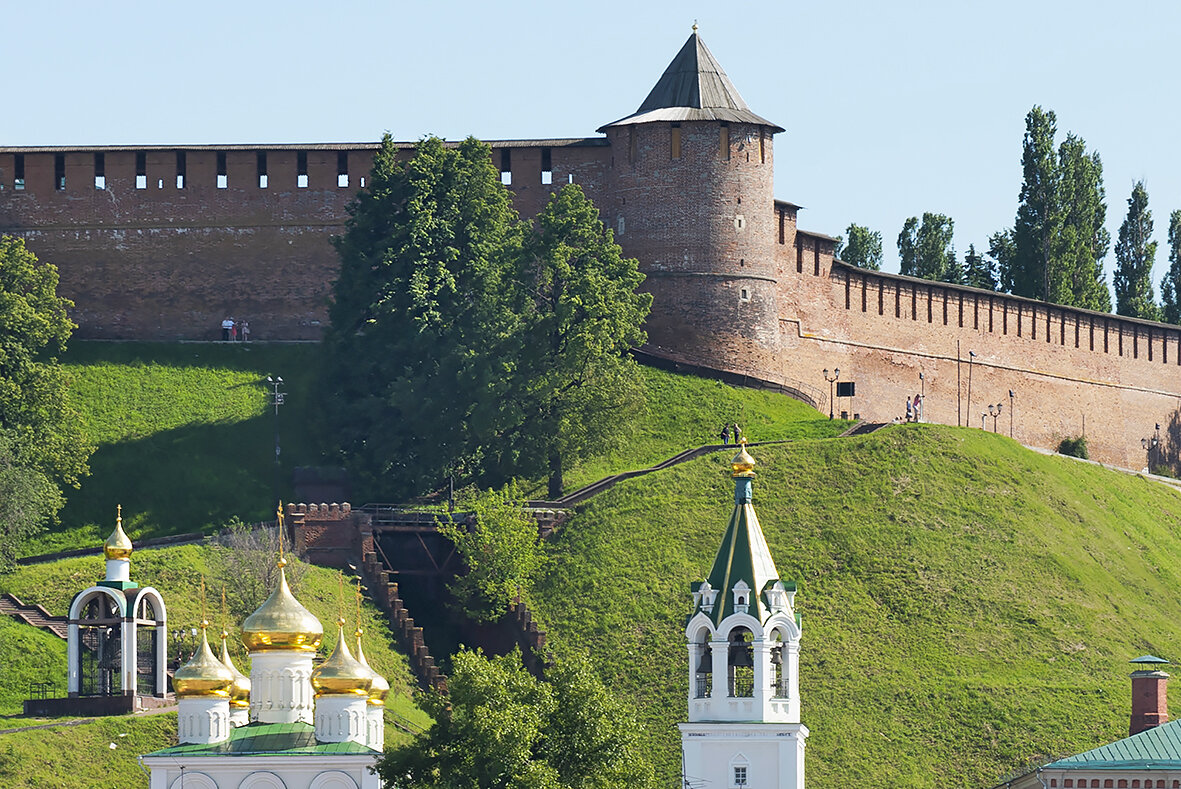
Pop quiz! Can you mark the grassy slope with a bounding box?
[531,425,1181,789]
[0,544,431,788]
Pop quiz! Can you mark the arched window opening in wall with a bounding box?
[499,149,511,186]
[257,152,268,189]
[720,124,730,161]
[670,124,681,160]
[77,594,122,696]
[217,152,227,189]
[55,154,66,191]
[541,147,553,184]
[136,152,147,190]
[337,151,349,188]
[176,151,186,189]
[94,153,105,190]
[14,154,25,190]
[727,627,753,697]
[694,630,712,698]
[771,630,786,698]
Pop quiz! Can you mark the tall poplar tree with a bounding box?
[1012,106,1059,300]
[1055,134,1112,311]
[1113,181,1160,320]
[898,213,955,281]
[1162,210,1181,325]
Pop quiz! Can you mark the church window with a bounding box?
[94,153,105,190]
[337,151,349,188]
[257,152,268,189]
[670,124,681,159]
[14,154,24,190]
[297,151,308,188]
[732,580,751,613]
[499,149,511,186]
[541,147,553,184]
[720,124,730,161]
[136,152,147,189]
[176,151,186,189]
[733,766,747,786]
[217,152,228,189]
[55,154,66,190]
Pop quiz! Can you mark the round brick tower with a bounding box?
[598,29,784,373]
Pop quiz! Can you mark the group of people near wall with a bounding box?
[220,317,251,342]
[720,423,743,445]
[904,394,923,423]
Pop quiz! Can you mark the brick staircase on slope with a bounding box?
[0,593,68,639]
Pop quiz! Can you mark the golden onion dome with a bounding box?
[240,560,323,653]
[218,629,251,708]
[310,620,373,698]
[354,627,390,706]
[104,505,133,560]
[173,623,234,698]
[731,442,756,477]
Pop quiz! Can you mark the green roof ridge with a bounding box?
[1049,719,1181,769]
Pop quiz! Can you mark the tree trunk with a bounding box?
[547,452,563,500]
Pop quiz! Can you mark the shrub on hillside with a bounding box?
[1057,436,1089,459]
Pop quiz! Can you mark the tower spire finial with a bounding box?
[692,20,697,32]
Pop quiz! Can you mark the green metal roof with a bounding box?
[1131,655,1171,665]
[144,721,377,757]
[1047,719,1181,770]
[699,482,782,626]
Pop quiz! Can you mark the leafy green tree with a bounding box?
[502,186,650,497]
[324,135,523,499]
[898,213,955,281]
[0,236,90,488]
[376,650,655,789]
[439,484,546,622]
[941,249,965,285]
[964,244,998,290]
[989,230,1017,293]
[1055,134,1112,311]
[1161,210,1181,325]
[1011,106,1060,300]
[0,431,59,571]
[837,223,883,270]
[1114,181,1160,320]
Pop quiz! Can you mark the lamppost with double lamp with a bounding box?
[988,402,1003,432]
[267,376,286,504]
[1142,423,1162,472]
[823,368,840,420]
[1008,389,1015,438]
[966,351,977,427]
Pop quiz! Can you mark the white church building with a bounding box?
[681,442,809,789]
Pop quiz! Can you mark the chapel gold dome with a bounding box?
[355,628,390,706]
[310,620,373,698]
[731,444,756,476]
[240,562,324,653]
[173,625,234,698]
[219,630,251,708]
[103,506,133,560]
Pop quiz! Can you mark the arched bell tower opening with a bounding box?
[727,627,754,698]
[74,590,124,696]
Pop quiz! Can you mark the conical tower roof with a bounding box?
[696,444,785,626]
[598,29,783,132]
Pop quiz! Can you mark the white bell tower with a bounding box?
[680,442,808,789]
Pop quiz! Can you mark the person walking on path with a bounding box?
[913,393,922,423]
[731,423,742,443]
[241,321,250,343]
[906,397,914,422]
[720,424,731,446]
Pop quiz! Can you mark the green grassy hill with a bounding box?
[530,425,1181,788]
[0,544,430,789]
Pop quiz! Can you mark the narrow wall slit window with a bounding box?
[628,127,636,164]
[94,153,106,190]
[257,152,268,188]
[499,149,511,186]
[541,147,552,185]
[14,154,25,190]
[759,128,765,163]
[337,151,349,188]
[136,152,147,189]
[55,154,66,190]
[216,152,227,189]
[176,151,186,189]
[297,152,308,188]
[720,124,730,161]
[670,124,681,160]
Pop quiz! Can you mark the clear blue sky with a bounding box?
[7,0,1180,290]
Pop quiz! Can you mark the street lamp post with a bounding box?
[966,351,977,427]
[1008,390,1015,438]
[823,368,840,420]
[1142,423,1162,472]
[988,402,1003,433]
[267,376,286,505]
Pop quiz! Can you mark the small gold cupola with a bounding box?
[219,628,251,709]
[354,625,390,706]
[310,619,374,698]
[104,504,133,560]
[173,621,234,698]
[731,440,756,477]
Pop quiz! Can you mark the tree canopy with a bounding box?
[376,650,655,789]
[897,213,956,282]
[323,135,650,500]
[0,236,90,567]
[836,223,883,270]
[1113,181,1160,320]
[1162,210,1181,325]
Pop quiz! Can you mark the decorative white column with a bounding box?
[710,636,728,702]
[249,651,315,724]
[67,622,80,695]
[121,618,138,696]
[315,695,369,745]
